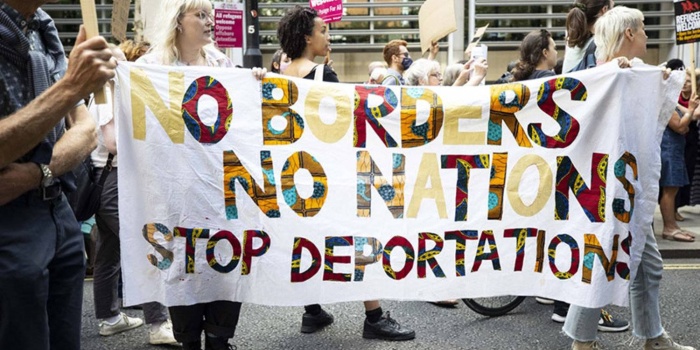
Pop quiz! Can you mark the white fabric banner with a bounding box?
[115,62,682,308]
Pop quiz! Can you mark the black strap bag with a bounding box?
[66,153,114,221]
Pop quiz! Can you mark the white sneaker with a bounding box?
[644,332,696,350]
[535,297,554,305]
[149,320,178,345]
[99,313,144,336]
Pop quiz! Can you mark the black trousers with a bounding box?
[93,169,168,323]
[169,301,242,342]
[0,194,85,350]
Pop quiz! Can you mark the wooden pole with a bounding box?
[325,22,331,64]
[80,0,107,104]
[692,42,697,96]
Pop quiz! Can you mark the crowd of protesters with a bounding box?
[0,0,698,349]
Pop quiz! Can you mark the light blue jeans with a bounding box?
[563,226,664,341]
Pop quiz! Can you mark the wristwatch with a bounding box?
[38,164,54,188]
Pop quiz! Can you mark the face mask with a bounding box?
[280,61,290,74]
[402,57,413,71]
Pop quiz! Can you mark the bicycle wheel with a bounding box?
[462,296,526,317]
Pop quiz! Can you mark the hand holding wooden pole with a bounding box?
[80,0,107,104]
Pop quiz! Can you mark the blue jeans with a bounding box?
[0,193,85,350]
[563,226,664,341]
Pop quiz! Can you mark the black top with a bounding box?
[527,69,556,80]
[303,65,339,82]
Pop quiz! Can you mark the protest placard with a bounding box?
[310,0,343,23]
[214,3,244,49]
[419,0,457,54]
[111,0,130,43]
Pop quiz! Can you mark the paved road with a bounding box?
[80,260,700,350]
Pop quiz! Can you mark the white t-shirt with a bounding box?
[562,37,595,73]
[136,44,233,68]
[89,84,118,168]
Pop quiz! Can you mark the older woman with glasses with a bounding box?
[404,58,442,86]
[136,0,264,349]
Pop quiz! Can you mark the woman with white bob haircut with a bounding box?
[404,58,442,86]
[137,0,264,349]
[563,6,696,350]
[593,5,645,64]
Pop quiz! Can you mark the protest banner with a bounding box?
[115,62,682,308]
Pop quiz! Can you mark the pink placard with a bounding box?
[214,8,244,48]
[309,0,343,23]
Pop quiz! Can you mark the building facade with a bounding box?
[45,0,677,82]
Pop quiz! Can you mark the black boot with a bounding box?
[300,308,334,333]
[362,311,415,341]
[205,335,235,350]
[182,340,202,350]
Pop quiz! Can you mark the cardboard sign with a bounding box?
[111,0,130,43]
[675,0,700,45]
[310,0,343,23]
[465,24,489,56]
[214,2,244,49]
[419,0,457,54]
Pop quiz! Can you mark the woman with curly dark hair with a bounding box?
[276,5,415,342]
[511,29,557,82]
[277,6,335,81]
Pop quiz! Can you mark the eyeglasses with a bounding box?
[398,52,410,58]
[190,10,213,21]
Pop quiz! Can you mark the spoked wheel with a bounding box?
[462,296,526,317]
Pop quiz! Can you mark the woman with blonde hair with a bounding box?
[138,0,230,67]
[564,7,696,350]
[554,1,630,333]
[137,0,264,349]
[118,39,150,62]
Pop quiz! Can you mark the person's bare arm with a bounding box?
[0,162,42,205]
[667,111,690,134]
[427,41,439,61]
[0,26,115,168]
[0,105,96,205]
[668,93,700,134]
[50,105,97,177]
